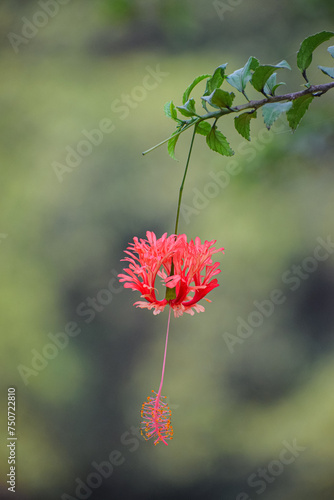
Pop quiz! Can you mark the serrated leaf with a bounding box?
[251,60,291,93]
[318,65,334,79]
[328,46,334,58]
[196,121,211,136]
[262,101,292,129]
[286,94,314,131]
[164,100,178,121]
[297,31,334,77]
[201,88,235,109]
[263,73,286,96]
[206,125,234,156]
[204,63,228,96]
[176,98,197,117]
[226,56,259,93]
[234,111,257,141]
[182,74,211,104]
[167,131,180,160]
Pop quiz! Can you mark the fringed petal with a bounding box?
[118,231,223,317]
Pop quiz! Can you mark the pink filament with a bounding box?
[141,307,174,445]
[158,305,171,398]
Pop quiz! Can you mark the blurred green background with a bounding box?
[1,1,334,499]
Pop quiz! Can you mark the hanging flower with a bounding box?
[118,231,223,317]
[119,231,224,445]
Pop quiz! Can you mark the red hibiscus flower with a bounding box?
[118,231,223,317]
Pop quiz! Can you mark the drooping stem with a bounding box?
[165,126,197,301]
[174,125,197,235]
[156,306,172,398]
[142,120,196,156]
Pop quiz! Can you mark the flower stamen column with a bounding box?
[118,231,223,444]
[140,307,173,445]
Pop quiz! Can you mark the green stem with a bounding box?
[174,124,197,235]
[143,81,334,157]
[165,125,197,301]
[142,120,197,156]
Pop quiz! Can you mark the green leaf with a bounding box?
[318,66,334,79]
[262,101,292,129]
[297,31,334,79]
[201,88,235,109]
[167,131,180,160]
[206,125,234,156]
[176,98,197,117]
[263,73,286,96]
[316,44,334,80]
[226,56,259,93]
[164,100,178,121]
[234,111,257,141]
[182,74,211,104]
[251,60,291,93]
[286,94,314,131]
[204,63,228,96]
[196,121,211,136]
